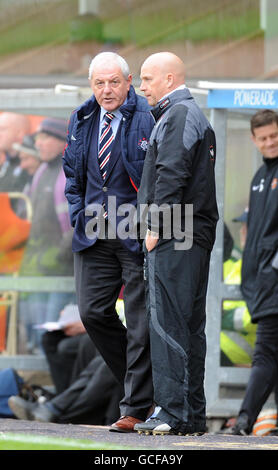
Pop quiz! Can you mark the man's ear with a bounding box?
[166,73,174,89]
[127,74,133,90]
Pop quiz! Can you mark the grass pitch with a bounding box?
[0,433,131,450]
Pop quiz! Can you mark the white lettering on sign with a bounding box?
[233,90,276,107]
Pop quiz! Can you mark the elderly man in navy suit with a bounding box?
[63,52,154,432]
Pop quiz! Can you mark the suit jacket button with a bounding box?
[103,186,108,192]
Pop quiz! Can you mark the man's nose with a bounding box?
[139,81,145,91]
[103,83,112,93]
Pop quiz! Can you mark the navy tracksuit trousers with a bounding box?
[144,239,210,433]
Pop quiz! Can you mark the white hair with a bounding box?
[88,52,130,80]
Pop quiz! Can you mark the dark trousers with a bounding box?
[145,239,210,433]
[42,331,97,394]
[52,354,123,425]
[239,316,278,431]
[74,238,153,420]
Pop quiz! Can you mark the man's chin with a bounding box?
[265,151,278,159]
[102,100,117,111]
[145,97,156,107]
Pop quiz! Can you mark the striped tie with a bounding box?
[98,112,114,181]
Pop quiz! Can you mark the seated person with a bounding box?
[9,300,125,425]
[41,304,95,394]
[8,344,123,425]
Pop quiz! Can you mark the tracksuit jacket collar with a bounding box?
[263,155,278,167]
[151,87,193,122]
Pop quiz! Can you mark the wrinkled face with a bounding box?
[252,122,278,159]
[90,65,132,111]
[19,152,40,175]
[140,63,169,106]
[35,133,65,161]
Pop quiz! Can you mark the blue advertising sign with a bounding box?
[207,88,278,109]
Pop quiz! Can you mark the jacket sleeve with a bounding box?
[124,110,155,190]
[62,111,85,227]
[148,104,201,234]
[154,105,193,208]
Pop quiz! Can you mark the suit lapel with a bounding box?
[84,111,104,184]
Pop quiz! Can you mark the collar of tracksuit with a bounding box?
[151,87,193,122]
[263,155,278,167]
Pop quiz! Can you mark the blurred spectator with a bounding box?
[41,304,92,394]
[18,117,75,353]
[0,114,32,274]
[22,117,74,277]
[14,134,41,179]
[0,135,40,275]
[0,112,31,192]
[220,207,278,435]
[13,134,42,218]
[221,213,257,368]
[8,345,123,425]
[228,109,278,435]
[9,303,124,425]
[41,299,125,394]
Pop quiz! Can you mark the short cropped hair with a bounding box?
[250,109,278,135]
[88,52,130,80]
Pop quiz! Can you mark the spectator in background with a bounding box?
[230,109,278,435]
[221,212,257,368]
[13,134,42,218]
[14,134,41,180]
[9,303,125,425]
[18,117,75,354]
[0,134,40,275]
[41,298,125,395]
[8,339,123,426]
[20,117,74,278]
[0,112,31,192]
[41,304,93,395]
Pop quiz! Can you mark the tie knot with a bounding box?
[104,112,114,125]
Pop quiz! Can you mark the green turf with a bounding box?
[0,433,133,450]
[0,2,261,56]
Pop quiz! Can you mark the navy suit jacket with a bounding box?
[63,86,154,258]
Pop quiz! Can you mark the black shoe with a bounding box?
[230,413,250,435]
[191,425,207,436]
[31,403,58,423]
[8,396,36,420]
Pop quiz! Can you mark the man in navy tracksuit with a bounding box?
[231,109,278,435]
[63,52,154,432]
[135,52,218,435]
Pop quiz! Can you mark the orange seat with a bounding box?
[0,302,6,352]
[0,193,32,354]
[0,193,31,273]
[0,249,26,274]
[0,193,31,252]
